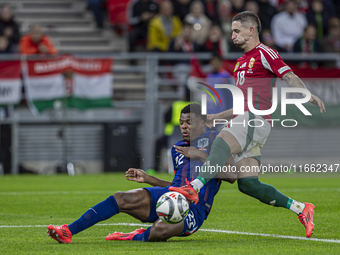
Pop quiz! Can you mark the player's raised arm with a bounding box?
[205,109,234,128]
[281,72,326,113]
[174,145,209,163]
[125,168,171,187]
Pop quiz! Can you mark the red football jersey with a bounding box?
[233,43,292,120]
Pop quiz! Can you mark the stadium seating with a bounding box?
[2,0,126,53]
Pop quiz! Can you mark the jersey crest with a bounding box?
[234,62,239,72]
[248,57,255,68]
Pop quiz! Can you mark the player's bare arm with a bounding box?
[125,168,171,187]
[174,145,208,163]
[282,72,326,113]
[205,109,233,128]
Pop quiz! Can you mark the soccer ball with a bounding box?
[156,191,190,224]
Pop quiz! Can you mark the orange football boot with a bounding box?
[47,224,72,243]
[169,179,199,204]
[298,203,315,238]
[105,228,146,241]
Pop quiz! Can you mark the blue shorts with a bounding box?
[143,186,207,236]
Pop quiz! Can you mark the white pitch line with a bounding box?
[0,191,113,196]
[0,223,339,244]
[1,187,339,196]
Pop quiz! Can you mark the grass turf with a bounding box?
[0,173,339,254]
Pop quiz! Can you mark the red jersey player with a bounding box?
[170,11,325,238]
[234,42,292,120]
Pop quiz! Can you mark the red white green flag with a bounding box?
[23,55,113,112]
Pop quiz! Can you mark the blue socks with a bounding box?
[68,195,151,242]
[132,227,151,242]
[68,195,120,235]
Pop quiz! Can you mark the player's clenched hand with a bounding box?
[174,146,201,159]
[310,94,326,113]
[125,168,147,183]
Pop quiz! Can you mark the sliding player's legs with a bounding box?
[113,189,151,221]
[148,202,205,241]
[106,186,207,242]
[148,219,185,241]
[108,202,206,242]
[47,188,152,243]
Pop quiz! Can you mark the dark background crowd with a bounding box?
[127,0,340,56]
[1,0,340,58]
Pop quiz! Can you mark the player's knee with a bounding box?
[238,177,260,195]
[113,191,133,209]
[149,221,170,242]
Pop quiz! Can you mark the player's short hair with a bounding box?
[181,103,207,122]
[232,11,261,34]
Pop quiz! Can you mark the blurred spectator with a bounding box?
[261,29,287,52]
[245,1,259,15]
[184,1,211,44]
[293,24,320,68]
[306,0,333,40]
[195,23,226,56]
[0,5,20,51]
[171,0,193,21]
[147,0,182,52]
[0,35,11,54]
[321,17,340,53]
[230,0,245,16]
[206,54,233,115]
[217,1,232,52]
[257,0,277,30]
[297,0,309,13]
[169,22,194,56]
[169,23,194,87]
[200,0,219,23]
[322,0,336,18]
[271,0,307,51]
[278,0,309,13]
[128,0,159,52]
[86,0,104,28]
[293,24,320,53]
[20,25,57,55]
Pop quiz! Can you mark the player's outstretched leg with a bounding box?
[237,174,315,237]
[47,189,151,243]
[47,195,119,243]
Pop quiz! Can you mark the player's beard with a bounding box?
[234,43,244,49]
[234,38,247,49]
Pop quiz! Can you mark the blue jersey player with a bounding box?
[47,103,235,243]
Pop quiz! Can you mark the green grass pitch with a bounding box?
[0,173,339,254]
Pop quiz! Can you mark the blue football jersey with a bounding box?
[171,131,221,216]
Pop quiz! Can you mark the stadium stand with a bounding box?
[0,0,340,175]
[1,0,126,53]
